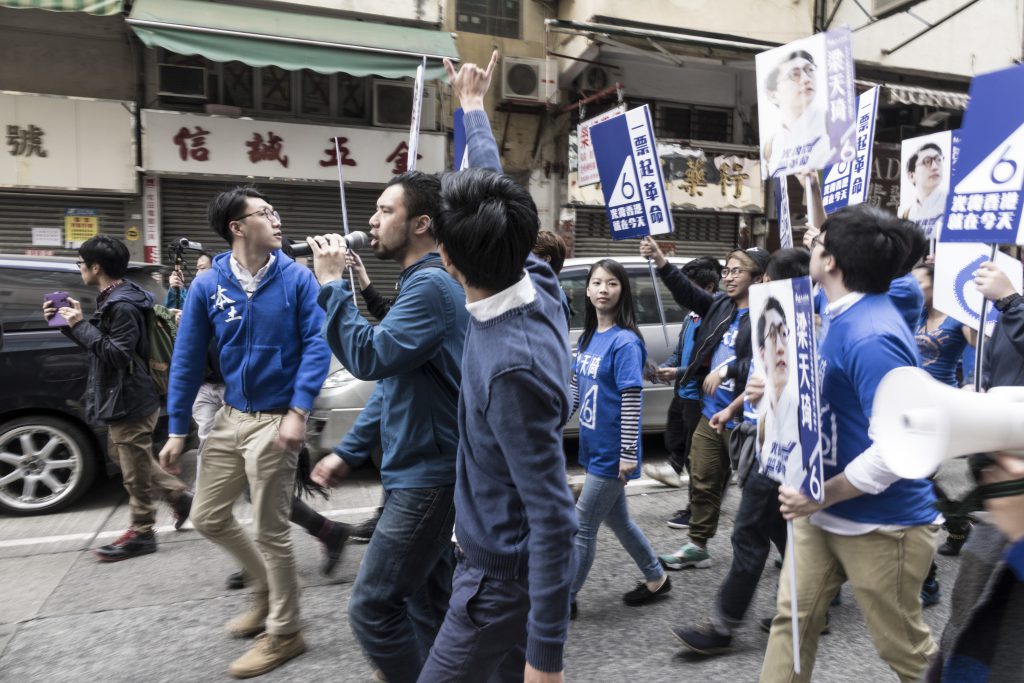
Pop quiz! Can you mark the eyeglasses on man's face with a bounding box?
[810,233,826,250]
[783,62,816,83]
[234,207,280,223]
[721,267,752,278]
[764,322,790,345]
[916,154,944,169]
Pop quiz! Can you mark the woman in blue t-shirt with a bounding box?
[912,263,976,387]
[569,259,670,618]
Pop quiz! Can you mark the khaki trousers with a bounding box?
[107,408,188,534]
[190,406,300,635]
[688,415,733,545]
[760,517,940,683]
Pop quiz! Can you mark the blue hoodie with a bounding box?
[167,250,331,435]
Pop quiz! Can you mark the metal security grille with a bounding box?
[570,206,742,259]
[0,192,130,256]
[158,179,402,316]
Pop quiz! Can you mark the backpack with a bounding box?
[132,304,178,396]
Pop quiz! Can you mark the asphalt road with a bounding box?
[0,440,959,682]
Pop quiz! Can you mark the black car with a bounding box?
[0,255,170,515]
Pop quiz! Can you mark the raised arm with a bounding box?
[445,50,502,173]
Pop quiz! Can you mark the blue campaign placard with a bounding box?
[590,105,673,240]
[822,86,879,214]
[941,63,1024,244]
[452,108,467,171]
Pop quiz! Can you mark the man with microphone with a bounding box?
[159,186,331,679]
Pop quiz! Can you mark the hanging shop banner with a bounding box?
[899,130,953,239]
[822,86,879,214]
[590,105,673,240]
[749,276,824,503]
[941,63,1024,244]
[755,27,856,180]
[142,110,445,183]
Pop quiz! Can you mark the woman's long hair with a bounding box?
[578,258,644,354]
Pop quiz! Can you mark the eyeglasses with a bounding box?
[764,322,790,345]
[810,234,826,250]
[75,260,86,268]
[916,155,944,169]
[233,208,280,223]
[721,267,752,278]
[783,63,816,82]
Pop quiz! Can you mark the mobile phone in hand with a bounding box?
[44,291,70,327]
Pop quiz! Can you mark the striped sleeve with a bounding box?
[568,372,579,419]
[619,387,642,465]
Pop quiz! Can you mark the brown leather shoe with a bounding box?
[226,594,269,638]
[228,630,306,678]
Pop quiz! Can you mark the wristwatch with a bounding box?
[995,293,1022,312]
[718,365,729,381]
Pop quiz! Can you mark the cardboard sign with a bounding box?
[590,105,673,240]
[899,131,953,239]
[933,243,1023,336]
[756,28,856,180]
[750,276,825,502]
[822,86,879,214]
[776,177,793,248]
[577,105,626,187]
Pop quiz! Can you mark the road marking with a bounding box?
[0,504,381,550]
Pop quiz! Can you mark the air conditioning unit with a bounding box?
[579,65,611,92]
[372,79,438,130]
[501,57,559,104]
[158,64,208,100]
[870,0,926,19]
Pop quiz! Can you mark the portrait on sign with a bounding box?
[899,131,952,239]
[755,28,856,180]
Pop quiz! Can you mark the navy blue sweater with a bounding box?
[452,109,578,673]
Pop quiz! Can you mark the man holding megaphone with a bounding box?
[760,205,941,683]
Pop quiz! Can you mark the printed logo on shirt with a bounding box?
[224,305,242,323]
[211,285,235,311]
[576,352,603,379]
[579,384,598,431]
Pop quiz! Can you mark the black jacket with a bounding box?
[656,262,752,401]
[63,280,161,425]
[983,296,1024,390]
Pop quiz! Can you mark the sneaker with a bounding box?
[320,521,351,576]
[659,542,711,570]
[938,530,970,556]
[760,612,830,635]
[350,514,379,544]
[94,529,157,562]
[671,622,732,656]
[226,570,248,590]
[921,579,942,608]
[228,630,306,679]
[666,509,691,529]
[227,594,270,638]
[644,462,685,488]
[623,576,672,606]
[172,490,193,531]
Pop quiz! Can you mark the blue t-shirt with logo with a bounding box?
[916,312,968,387]
[575,326,646,480]
[701,308,747,429]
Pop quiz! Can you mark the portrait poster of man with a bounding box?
[750,276,825,502]
[899,130,953,239]
[755,28,856,180]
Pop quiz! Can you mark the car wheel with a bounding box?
[0,416,97,515]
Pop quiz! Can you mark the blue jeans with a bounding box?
[348,485,456,683]
[571,472,662,600]
[418,551,530,682]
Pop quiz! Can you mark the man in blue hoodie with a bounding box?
[761,204,940,682]
[307,92,472,683]
[159,187,331,679]
[44,235,192,562]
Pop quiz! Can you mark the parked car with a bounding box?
[304,255,695,457]
[0,255,168,515]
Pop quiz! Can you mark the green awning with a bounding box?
[127,0,458,79]
[0,0,123,15]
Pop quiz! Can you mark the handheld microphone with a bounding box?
[288,231,370,258]
[178,238,206,251]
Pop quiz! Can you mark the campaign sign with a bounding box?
[591,105,674,240]
[452,108,467,171]
[934,243,1023,336]
[822,86,879,214]
[755,27,856,180]
[750,276,824,502]
[899,131,953,239]
[941,63,1024,244]
[776,177,793,249]
[578,104,626,187]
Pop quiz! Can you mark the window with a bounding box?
[655,103,734,143]
[456,0,520,39]
[337,73,369,121]
[301,70,332,116]
[0,268,95,332]
[261,66,293,113]
[558,265,686,332]
[222,61,254,108]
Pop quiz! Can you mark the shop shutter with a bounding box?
[0,193,130,256]
[159,179,402,318]
[570,206,743,259]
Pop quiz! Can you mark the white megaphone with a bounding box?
[872,367,1024,479]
